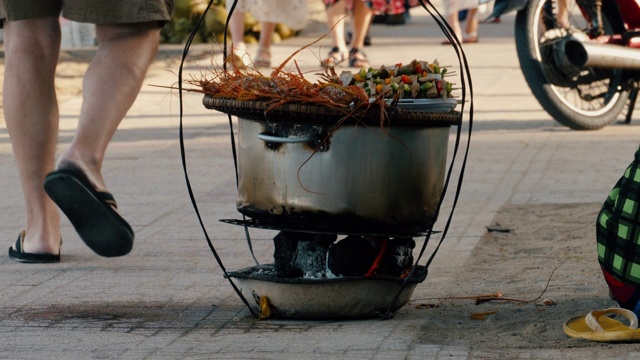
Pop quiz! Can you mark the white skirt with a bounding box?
[226,0,307,30]
[442,0,479,16]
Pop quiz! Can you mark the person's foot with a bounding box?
[9,231,61,263]
[463,36,479,44]
[10,199,62,257]
[57,159,106,191]
[225,52,247,70]
[321,46,349,68]
[254,46,271,68]
[348,48,370,69]
[44,162,134,257]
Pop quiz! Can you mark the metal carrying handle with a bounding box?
[257,132,318,144]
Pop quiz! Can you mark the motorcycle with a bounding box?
[487,0,640,130]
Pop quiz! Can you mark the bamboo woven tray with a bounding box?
[203,95,462,127]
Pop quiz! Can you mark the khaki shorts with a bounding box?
[0,0,174,25]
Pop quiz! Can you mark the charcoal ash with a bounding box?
[379,237,415,276]
[274,232,415,279]
[294,235,335,278]
[273,231,336,278]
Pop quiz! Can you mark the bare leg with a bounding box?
[228,10,247,58]
[557,0,569,28]
[464,8,479,40]
[349,0,372,51]
[57,23,160,192]
[326,0,348,53]
[258,22,275,52]
[3,18,62,255]
[256,22,275,66]
[446,11,463,41]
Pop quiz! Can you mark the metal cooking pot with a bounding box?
[236,117,454,235]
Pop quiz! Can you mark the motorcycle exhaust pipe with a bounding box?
[564,39,640,70]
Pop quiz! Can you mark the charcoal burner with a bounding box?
[225,231,421,319]
[226,263,427,319]
[201,62,464,319]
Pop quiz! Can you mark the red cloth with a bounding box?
[323,0,420,15]
[603,266,638,304]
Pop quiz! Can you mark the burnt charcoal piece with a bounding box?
[273,231,306,278]
[294,234,336,278]
[327,235,376,276]
[379,237,416,276]
[274,232,336,278]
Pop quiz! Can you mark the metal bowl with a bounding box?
[226,264,428,319]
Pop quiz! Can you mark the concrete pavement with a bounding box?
[1,3,640,359]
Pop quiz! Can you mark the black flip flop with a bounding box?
[8,232,60,263]
[44,166,134,257]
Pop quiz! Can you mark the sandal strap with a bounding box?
[257,46,271,57]
[96,190,118,209]
[321,46,348,67]
[586,308,639,332]
[348,48,370,68]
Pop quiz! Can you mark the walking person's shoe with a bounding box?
[8,231,60,263]
[44,164,134,257]
[321,47,349,68]
[348,48,370,69]
[254,46,271,68]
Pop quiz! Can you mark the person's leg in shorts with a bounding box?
[2,0,173,260]
[2,3,64,259]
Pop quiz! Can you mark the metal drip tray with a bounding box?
[226,264,428,319]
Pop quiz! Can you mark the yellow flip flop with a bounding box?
[563,307,640,342]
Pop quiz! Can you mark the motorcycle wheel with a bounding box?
[515,0,628,130]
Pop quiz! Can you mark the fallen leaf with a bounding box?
[415,303,440,309]
[538,298,556,306]
[470,310,498,320]
[259,295,272,319]
[486,223,511,233]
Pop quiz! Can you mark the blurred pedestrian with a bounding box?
[374,0,419,25]
[322,0,421,68]
[2,0,174,262]
[442,0,479,44]
[226,0,307,69]
[321,0,373,69]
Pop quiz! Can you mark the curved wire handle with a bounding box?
[177,0,259,318]
[382,0,474,319]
